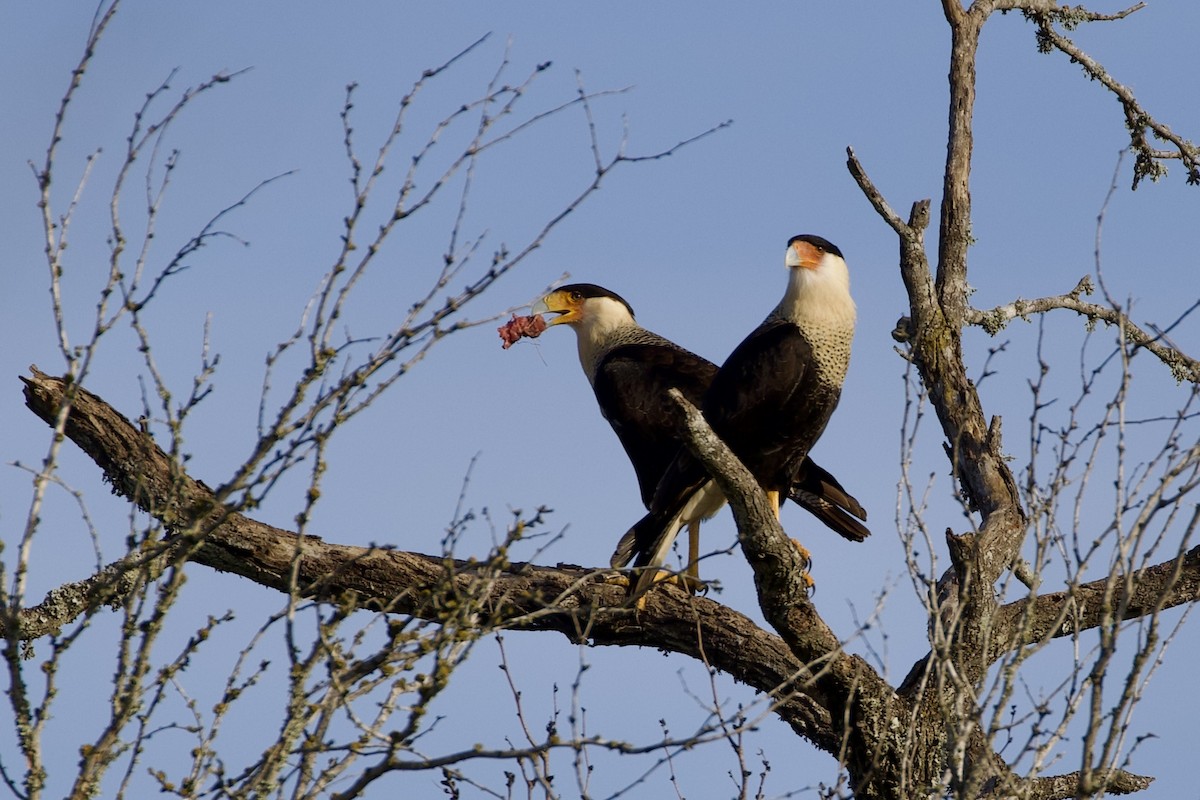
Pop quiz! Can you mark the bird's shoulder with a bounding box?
[708,320,812,408]
[596,340,717,402]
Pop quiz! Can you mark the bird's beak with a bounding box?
[533,290,575,326]
[786,240,823,270]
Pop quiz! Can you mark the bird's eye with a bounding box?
[570,292,582,302]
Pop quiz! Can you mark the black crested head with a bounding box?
[786,234,843,260]
[556,283,636,318]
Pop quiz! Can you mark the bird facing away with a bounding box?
[620,235,859,598]
[534,280,866,594]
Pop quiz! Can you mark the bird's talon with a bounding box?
[601,571,631,588]
[790,538,813,571]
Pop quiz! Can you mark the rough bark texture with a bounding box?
[8,1,1198,796]
[841,2,1198,793]
[15,7,1198,796]
[22,366,1190,797]
[16,367,839,752]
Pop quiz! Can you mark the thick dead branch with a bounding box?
[665,388,914,799]
[1019,767,1154,799]
[898,534,1200,703]
[936,4,984,325]
[850,15,1029,679]
[848,150,1026,588]
[988,539,1200,664]
[665,392,844,659]
[15,367,839,751]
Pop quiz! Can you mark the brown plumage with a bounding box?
[535,281,867,593]
[622,235,860,597]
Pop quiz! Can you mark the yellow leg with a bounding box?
[767,489,781,518]
[682,520,703,592]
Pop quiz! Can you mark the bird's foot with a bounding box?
[599,570,631,588]
[674,571,710,595]
[791,538,815,595]
[629,569,671,611]
[790,538,813,570]
[650,567,713,595]
[630,569,709,609]
[674,559,708,594]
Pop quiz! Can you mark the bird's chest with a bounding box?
[800,324,853,388]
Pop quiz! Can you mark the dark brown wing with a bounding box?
[593,342,717,508]
[704,320,834,491]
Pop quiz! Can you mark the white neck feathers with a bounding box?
[573,297,640,384]
[776,253,857,331]
[773,252,856,384]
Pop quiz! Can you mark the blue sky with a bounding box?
[2,2,1198,797]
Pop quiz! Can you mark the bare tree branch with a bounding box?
[1027,4,1199,188]
[1020,767,1154,799]
[14,367,842,754]
[664,388,926,798]
[968,277,1200,383]
[847,4,1199,796]
[989,528,1200,663]
[11,2,1199,796]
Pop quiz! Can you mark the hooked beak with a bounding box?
[532,290,576,326]
[786,239,823,270]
